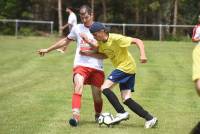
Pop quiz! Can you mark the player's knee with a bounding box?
[121,91,131,102]
[122,97,131,103]
[74,83,83,94]
[101,85,109,91]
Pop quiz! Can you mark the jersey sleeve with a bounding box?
[68,14,74,25]
[67,25,77,40]
[115,34,133,47]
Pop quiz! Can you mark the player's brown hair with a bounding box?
[79,5,92,16]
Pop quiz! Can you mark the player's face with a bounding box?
[79,13,93,26]
[92,31,105,41]
[66,8,70,13]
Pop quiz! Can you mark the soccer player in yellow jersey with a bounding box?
[190,15,200,134]
[80,22,157,128]
[192,15,200,96]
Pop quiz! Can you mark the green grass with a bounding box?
[0,36,199,134]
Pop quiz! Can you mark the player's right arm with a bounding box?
[131,38,147,63]
[61,23,69,30]
[79,33,99,48]
[37,38,71,56]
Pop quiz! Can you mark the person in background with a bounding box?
[61,7,77,32]
[57,7,77,53]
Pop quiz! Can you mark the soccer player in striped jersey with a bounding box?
[37,5,106,127]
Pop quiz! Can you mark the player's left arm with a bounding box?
[131,38,147,63]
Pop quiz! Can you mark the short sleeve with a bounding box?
[115,34,133,47]
[67,26,77,40]
[68,14,75,25]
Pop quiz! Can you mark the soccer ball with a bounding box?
[98,112,114,126]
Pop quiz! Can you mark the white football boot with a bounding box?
[144,117,158,128]
[110,112,129,125]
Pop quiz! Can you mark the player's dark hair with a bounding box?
[104,28,109,34]
[67,6,73,11]
[79,5,92,15]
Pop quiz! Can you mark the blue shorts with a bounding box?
[108,69,135,92]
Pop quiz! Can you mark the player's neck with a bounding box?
[84,21,93,28]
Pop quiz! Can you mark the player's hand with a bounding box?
[80,33,90,43]
[37,49,48,56]
[140,56,147,63]
[79,51,92,56]
[61,26,65,30]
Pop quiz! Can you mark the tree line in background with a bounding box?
[0,0,199,40]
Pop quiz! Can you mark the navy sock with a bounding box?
[102,88,126,113]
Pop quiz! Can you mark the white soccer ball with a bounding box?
[98,112,114,126]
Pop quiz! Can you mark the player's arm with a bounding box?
[79,33,99,48]
[79,33,106,59]
[37,38,71,56]
[131,38,147,63]
[61,23,69,30]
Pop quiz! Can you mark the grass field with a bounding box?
[0,36,199,134]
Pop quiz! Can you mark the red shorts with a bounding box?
[73,66,105,88]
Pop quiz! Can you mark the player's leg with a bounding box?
[91,85,103,122]
[101,69,127,114]
[121,90,157,128]
[193,45,200,96]
[90,69,104,122]
[101,70,129,125]
[120,74,157,128]
[101,79,126,114]
[101,79,129,125]
[69,73,85,127]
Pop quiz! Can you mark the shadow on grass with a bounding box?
[78,120,153,129]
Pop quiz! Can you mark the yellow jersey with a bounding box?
[193,43,200,81]
[98,33,136,74]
